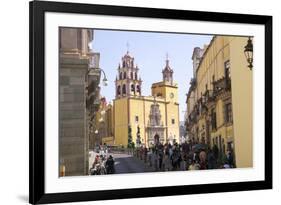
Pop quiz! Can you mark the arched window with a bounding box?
[135,73,137,80]
[119,72,122,80]
[123,72,127,79]
[123,61,125,67]
[122,84,126,95]
[136,85,140,93]
[117,85,121,95]
[130,72,133,79]
[131,84,135,92]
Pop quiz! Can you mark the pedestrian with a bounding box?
[152,149,158,171]
[222,157,231,169]
[199,149,207,170]
[212,144,219,163]
[171,150,180,171]
[180,152,186,171]
[226,150,234,168]
[162,150,169,171]
[104,147,108,158]
[147,148,152,167]
[105,155,115,174]
[140,146,143,160]
[168,144,173,158]
[207,149,216,169]
[188,160,200,170]
[144,147,148,163]
[158,149,163,171]
[193,152,200,162]
[177,150,181,170]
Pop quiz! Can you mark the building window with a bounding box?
[135,73,137,80]
[123,72,127,79]
[211,108,217,130]
[131,84,135,92]
[130,72,133,79]
[136,85,140,93]
[224,60,231,79]
[122,84,126,95]
[171,119,175,124]
[117,85,121,95]
[119,72,122,80]
[135,116,139,123]
[224,103,233,123]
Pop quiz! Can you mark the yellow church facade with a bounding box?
[113,52,180,147]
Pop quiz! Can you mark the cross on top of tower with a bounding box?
[166,52,170,66]
[126,42,130,54]
[163,53,172,71]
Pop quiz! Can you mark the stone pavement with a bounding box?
[88,151,154,174]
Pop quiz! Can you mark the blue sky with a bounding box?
[92,29,212,121]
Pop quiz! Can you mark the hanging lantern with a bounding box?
[244,37,253,70]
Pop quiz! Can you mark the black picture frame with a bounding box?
[29,1,272,204]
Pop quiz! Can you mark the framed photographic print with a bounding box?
[29,0,272,204]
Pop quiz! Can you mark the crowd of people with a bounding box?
[89,141,235,175]
[89,145,115,175]
[133,140,235,171]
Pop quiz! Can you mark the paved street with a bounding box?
[89,151,154,174]
[113,153,154,174]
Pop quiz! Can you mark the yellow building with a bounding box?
[113,52,180,147]
[94,97,115,145]
[186,36,253,168]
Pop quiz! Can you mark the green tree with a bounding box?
[131,142,135,149]
[127,125,132,148]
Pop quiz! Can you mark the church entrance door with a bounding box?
[154,134,160,145]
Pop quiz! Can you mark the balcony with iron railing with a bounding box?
[213,76,231,96]
[203,89,215,103]
[187,105,199,125]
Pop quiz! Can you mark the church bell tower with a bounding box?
[115,51,142,99]
[151,55,178,102]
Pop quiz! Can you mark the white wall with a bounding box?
[0,0,279,204]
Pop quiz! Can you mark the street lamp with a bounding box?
[100,69,108,86]
[94,129,99,145]
[244,37,253,70]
